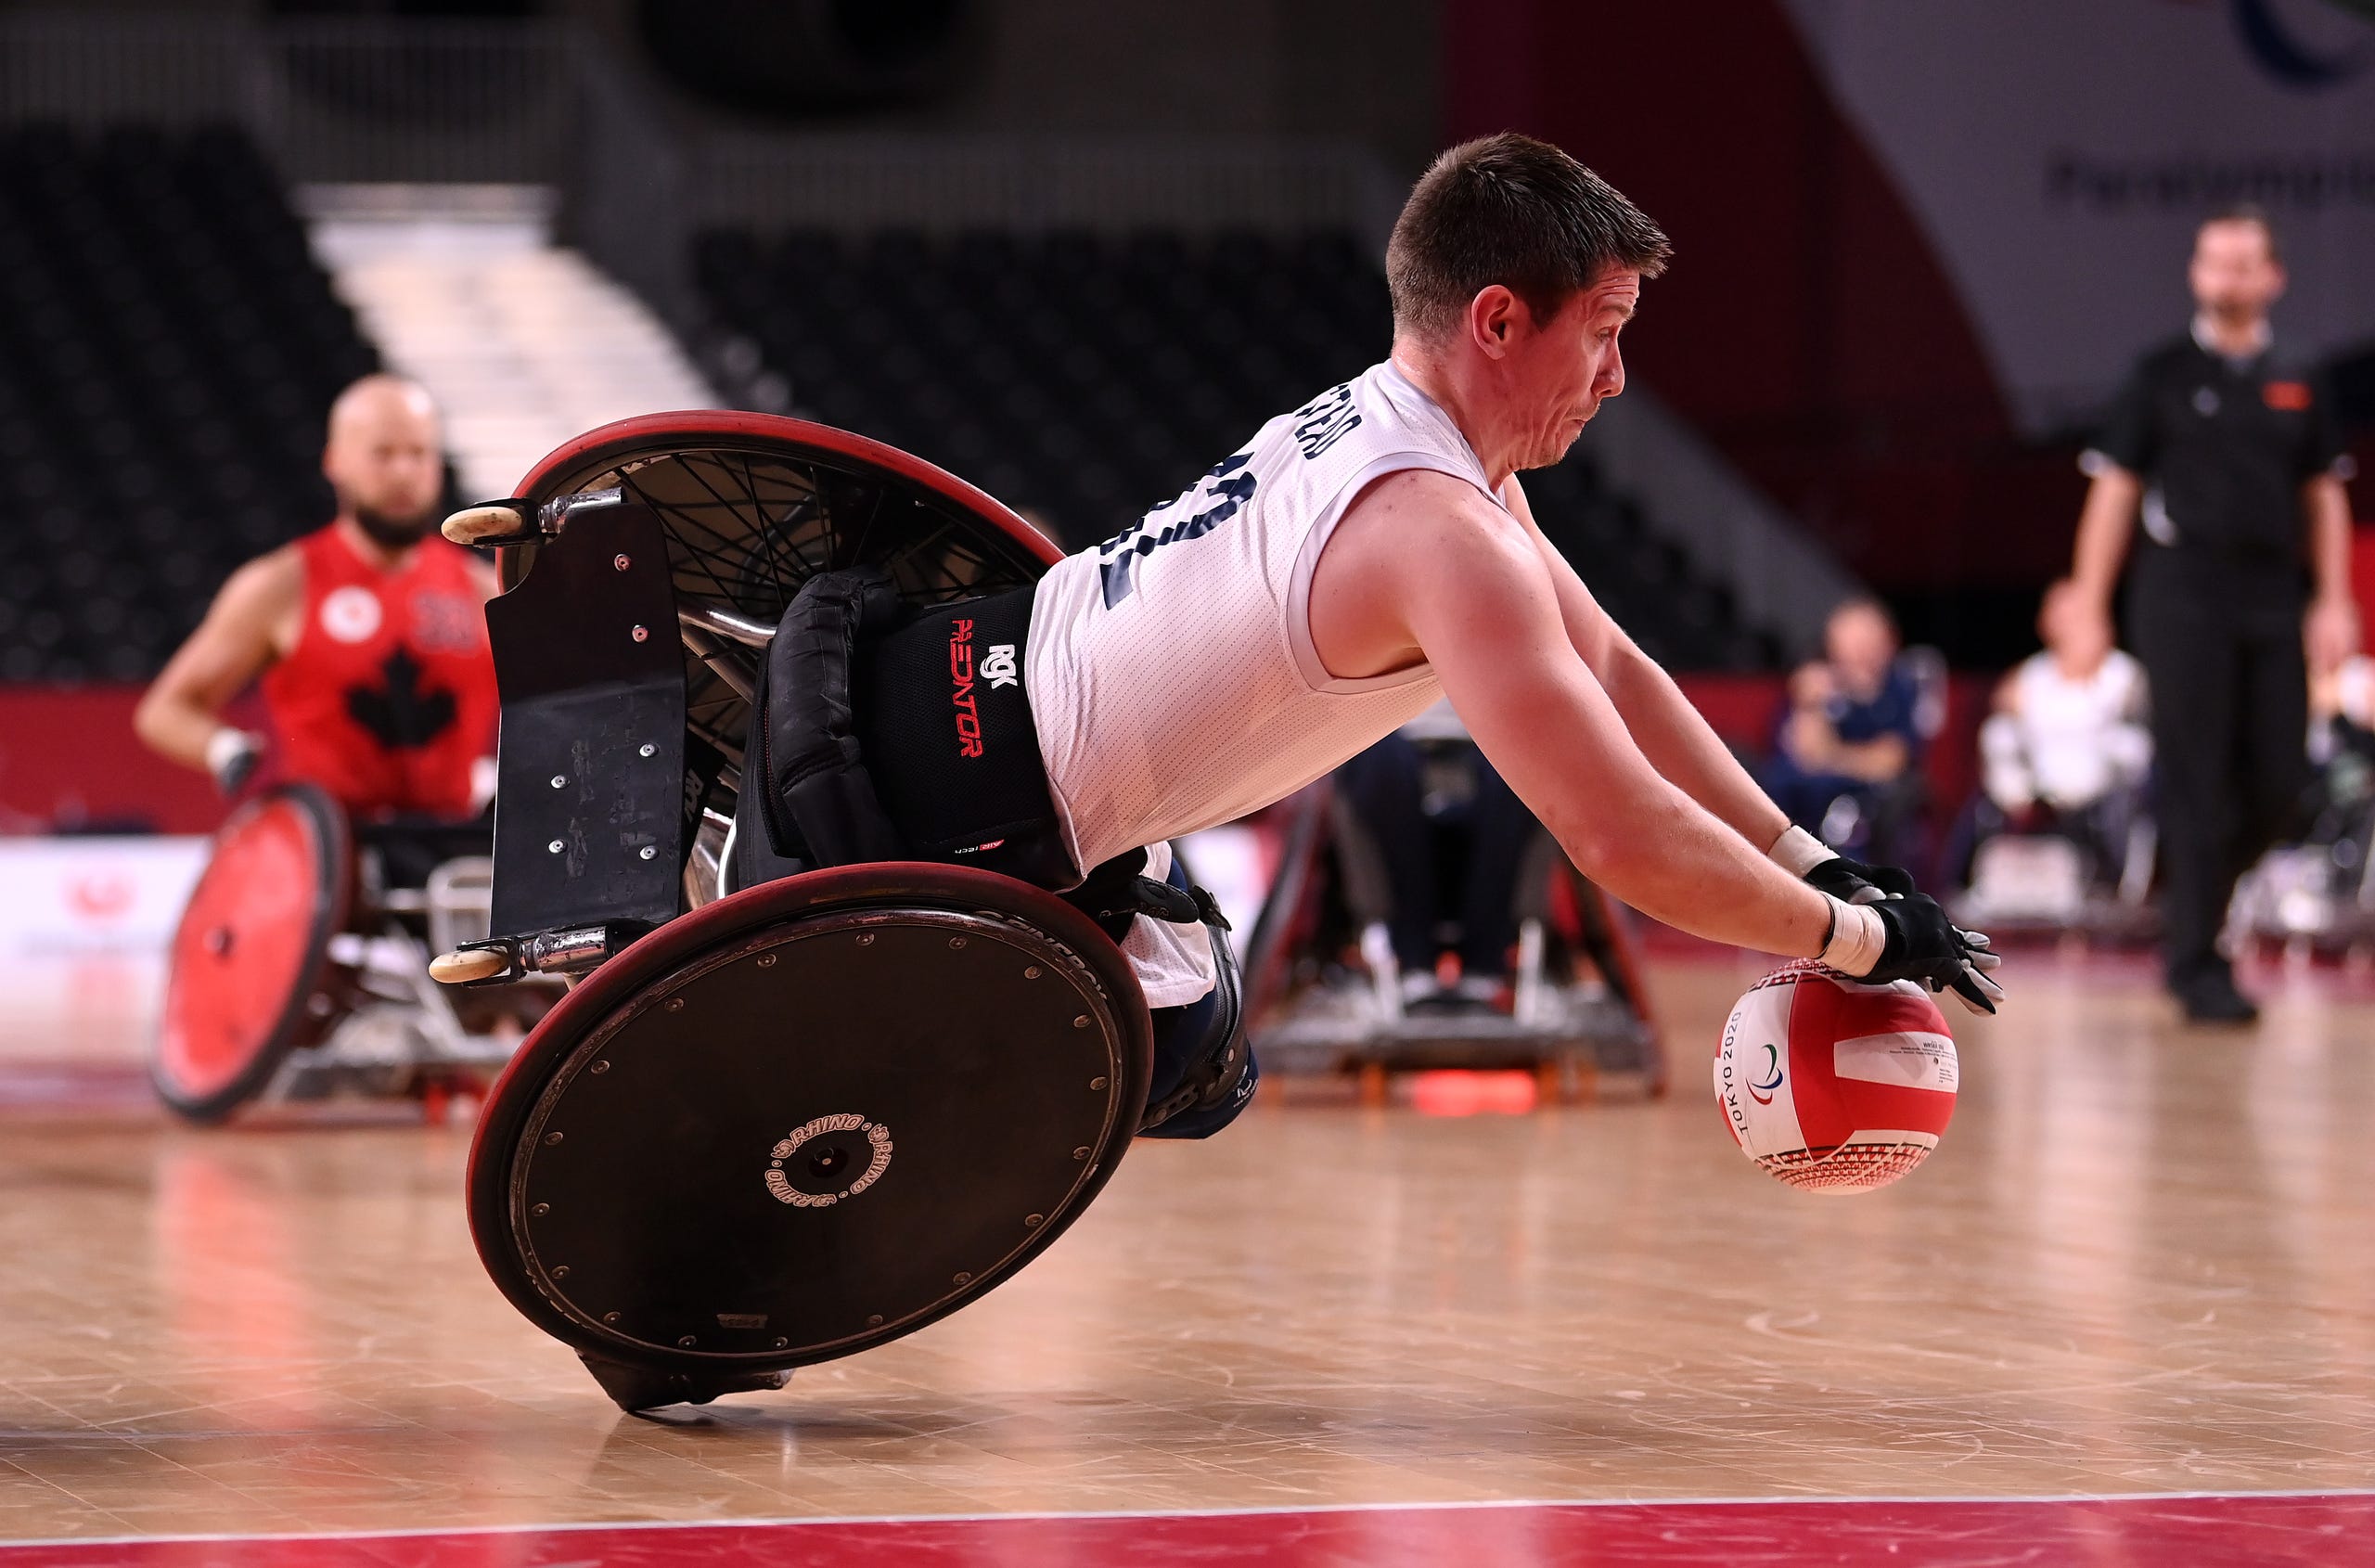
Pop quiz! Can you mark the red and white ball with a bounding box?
[1714,960,1958,1194]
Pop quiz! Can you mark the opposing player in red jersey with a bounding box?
[136,375,498,826]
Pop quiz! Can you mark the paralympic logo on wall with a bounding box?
[2229,0,2375,86]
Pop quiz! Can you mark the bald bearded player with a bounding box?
[725,134,2002,1142]
[136,376,498,861]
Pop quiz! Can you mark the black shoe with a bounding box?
[2171,967,2260,1025]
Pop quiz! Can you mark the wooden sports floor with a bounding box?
[0,952,2370,1565]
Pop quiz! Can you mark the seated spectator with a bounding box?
[2302,650,2375,842]
[1981,579,2152,823]
[1334,700,1539,1011]
[1761,598,1923,858]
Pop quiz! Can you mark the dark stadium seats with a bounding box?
[694,225,1778,672]
[0,122,380,681]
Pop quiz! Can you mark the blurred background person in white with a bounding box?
[1981,579,2152,830]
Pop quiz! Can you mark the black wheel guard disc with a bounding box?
[502,904,1139,1371]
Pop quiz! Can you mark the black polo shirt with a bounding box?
[2088,329,2351,609]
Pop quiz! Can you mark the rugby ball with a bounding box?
[1714,960,1958,1194]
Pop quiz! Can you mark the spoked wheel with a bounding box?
[503,413,1064,781]
[466,861,1152,1411]
[154,784,353,1123]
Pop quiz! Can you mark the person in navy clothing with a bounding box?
[1762,598,1924,862]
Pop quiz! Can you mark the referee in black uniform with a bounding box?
[2069,206,2359,1022]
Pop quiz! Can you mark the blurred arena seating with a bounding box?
[0,122,379,683]
[696,225,1781,672]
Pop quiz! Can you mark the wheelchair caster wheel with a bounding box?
[430,948,510,984]
[578,1353,792,1414]
[443,502,534,546]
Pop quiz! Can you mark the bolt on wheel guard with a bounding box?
[467,862,1153,1412]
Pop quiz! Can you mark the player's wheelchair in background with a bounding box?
[152,784,540,1124]
[2228,713,2375,956]
[1950,788,2159,942]
[1235,743,1665,1104]
[430,414,1171,1413]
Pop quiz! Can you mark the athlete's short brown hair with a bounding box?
[1387,133,1672,341]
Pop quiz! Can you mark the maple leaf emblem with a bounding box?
[345,647,457,751]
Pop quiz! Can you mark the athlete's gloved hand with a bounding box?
[1769,823,1919,905]
[1804,853,1919,906]
[204,727,264,797]
[1818,890,2006,1016]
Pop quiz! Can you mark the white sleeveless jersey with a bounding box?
[1026,360,1499,1004]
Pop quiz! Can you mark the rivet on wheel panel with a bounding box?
[590,1060,610,1074]
[631,624,649,642]
[1025,1213,1045,1227]
[1088,1076,1107,1091]
[531,1202,549,1216]
[1072,1146,1090,1160]
[755,953,777,968]
[602,1311,621,1324]
[855,933,875,946]
[664,997,686,1012]
[867,1314,884,1328]
[612,553,631,571]
[952,1272,972,1286]
[1023,966,1041,980]
[677,1335,697,1348]
[544,1131,563,1145]
[1072,1015,1089,1028]
[950,936,967,949]
[773,1337,789,1349]
[552,1266,571,1279]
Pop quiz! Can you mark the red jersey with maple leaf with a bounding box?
[260,524,496,817]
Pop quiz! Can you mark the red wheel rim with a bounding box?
[155,786,350,1115]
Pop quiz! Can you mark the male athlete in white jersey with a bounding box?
[1006,134,1999,1133]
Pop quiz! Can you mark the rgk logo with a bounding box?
[949,618,983,758]
[982,643,1018,688]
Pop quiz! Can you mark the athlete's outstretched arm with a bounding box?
[1349,482,1829,957]
[134,550,299,774]
[1496,475,1791,852]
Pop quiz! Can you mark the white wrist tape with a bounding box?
[204,727,257,778]
[1817,893,1886,976]
[468,755,499,814]
[1768,823,1835,879]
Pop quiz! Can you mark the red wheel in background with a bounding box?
[153,783,352,1123]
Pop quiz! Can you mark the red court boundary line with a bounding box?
[2,1490,2372,1566]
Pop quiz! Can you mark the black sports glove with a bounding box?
[1858,892,2005,1016]
[204,728,263,797]
[1804,854,1919,906]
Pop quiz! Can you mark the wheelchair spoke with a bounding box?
[526,431,1049,787]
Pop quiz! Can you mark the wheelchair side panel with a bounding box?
[484,503,690,939]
